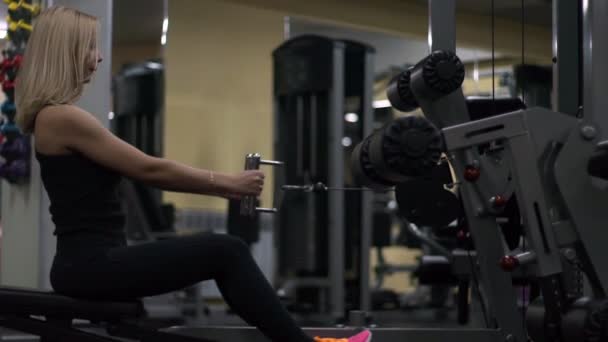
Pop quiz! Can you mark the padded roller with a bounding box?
[410,50,465,101]
[351,115,443,189]
[386,68,419,112]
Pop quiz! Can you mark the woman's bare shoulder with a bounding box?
[37,104,87,125]
[34,105,94,154]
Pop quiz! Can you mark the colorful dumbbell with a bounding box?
[2,100,16,119]
[8,0,40,16]
[0,159,29,183]
[0,54,23,82]
[2,79,15,101]
[7,18,33,32]
[1,122,20,139]
[0,135,28,161]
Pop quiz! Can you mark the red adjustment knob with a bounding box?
[0,59,11,71]
[12,55,22,68]
[491,195,507,208]
[499,255,519,272]
[464,165,480,182]
[456,230,470,241]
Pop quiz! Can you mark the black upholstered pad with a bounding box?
[0,286,144,320]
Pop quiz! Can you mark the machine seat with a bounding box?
[0,286,144,321]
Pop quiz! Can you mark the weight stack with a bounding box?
[272,35,375,313]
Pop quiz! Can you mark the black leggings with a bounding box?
[50,232,312,342]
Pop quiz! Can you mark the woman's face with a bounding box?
[84,46,102,83]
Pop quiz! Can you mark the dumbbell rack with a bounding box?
[0,0,39,184]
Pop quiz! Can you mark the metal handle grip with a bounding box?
[240,153,283,216]
[261,160,284,166]
[256,208,278,214]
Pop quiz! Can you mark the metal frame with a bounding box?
[328,41,346,319]
[422,109,524,341]
[567,0,608,296]
[428,0,456,53]
[552,0,580,115]
[422,2,524,340]
[442,108,572,278]
[359,48,375,314]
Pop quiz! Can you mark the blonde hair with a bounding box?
[15,6,98,134]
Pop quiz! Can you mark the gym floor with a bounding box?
[0,302,474,341]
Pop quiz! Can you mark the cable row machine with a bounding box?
[0,0,607,341]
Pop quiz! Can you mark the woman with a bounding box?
[15,6,371,342]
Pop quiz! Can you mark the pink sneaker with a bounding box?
[314,330,372,342]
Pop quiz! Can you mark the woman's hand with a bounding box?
[215,170,265,200]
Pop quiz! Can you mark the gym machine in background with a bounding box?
[112,60,177,242]
[269,33,526,321]
[271,35,375,319]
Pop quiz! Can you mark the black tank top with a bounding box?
[36,151,126,237]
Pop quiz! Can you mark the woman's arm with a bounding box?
[37,105,263,197]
